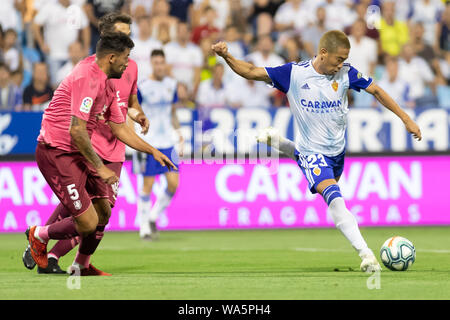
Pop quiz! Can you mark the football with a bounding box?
[380,236,416,271]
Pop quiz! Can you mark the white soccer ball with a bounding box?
[380,236,416,271]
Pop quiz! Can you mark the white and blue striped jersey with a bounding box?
[137,77,178,149]
[265,60,373,157]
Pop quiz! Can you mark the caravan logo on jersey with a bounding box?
[299,99,342,113]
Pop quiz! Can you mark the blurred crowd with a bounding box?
[0,0,449,112]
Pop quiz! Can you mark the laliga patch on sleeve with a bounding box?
[80,97,93,114]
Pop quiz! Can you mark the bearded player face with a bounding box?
[108,48,130,79]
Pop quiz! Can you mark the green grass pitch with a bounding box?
[0,226,449,300]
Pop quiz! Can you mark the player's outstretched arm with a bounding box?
[365,83,422,141]
[212,42,271,83]
[108,121,178,171]
[127,94,150,134]
[69,116,119,184]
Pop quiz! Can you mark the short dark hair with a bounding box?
[98,12,132,35]
[319,30,351,54]
[96,32,134,58]
[151,49,165,58]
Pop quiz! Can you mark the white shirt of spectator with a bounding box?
[323,1,356,30]
[4,48,20,72]
[245,51,285,68]
[131,0,154,15]
[398,57,435,100]
[274,1,313,31]
[227,80,273,109]
[209,0,230,30]
[0,0,20,31]
[197,79,233,109]
[164,41,203,90]
[411,0,444,45]
[34,1,89,60]
[395,0,413,21]
[347,36,377,76]
[378,75,411,108]
[130,36,162,82]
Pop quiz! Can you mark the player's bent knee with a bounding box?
[75,205,99,236]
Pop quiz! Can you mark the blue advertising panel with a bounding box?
[1,107,449,156]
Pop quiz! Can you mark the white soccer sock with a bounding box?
[277,136,297,161]
[149,190,174,223]
[138,194,152,223]
[328,197,373,258]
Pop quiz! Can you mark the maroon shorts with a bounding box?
[86,161,123,207]
[36,143,96,218]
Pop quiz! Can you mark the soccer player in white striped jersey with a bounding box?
[212,31,422,272]
[133,49,184,240]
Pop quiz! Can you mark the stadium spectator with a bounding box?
[322,0,356,31]
[199,36,217,81]
[3,29,21,73]
[55,41,85,85]
[226,78,273,108]
[151,0,178,42]
[398,43,436,104]
[33,0,90,87]
[191,6,220,45]
[193,0,231,31]
[22,62,53,111]
[378,55,414,108]
[411,22,446,84]
[224,25,246,60]
[0,0,22,32]
[347,19,378,77]
[175,82,196,109]
[435,3,450,55]
[255,12,274,39]
[303,6,329,59]
[83,0,127,54]
[393,0,413,21]
[156,21,172,45]
[196,63,232,109]
[439,51,450,85]
[274,0,313,33]
[130,15,163,81]
[378,0,409,56]
[247,0,282,36]
[411,0,445,46]
[165,22,203,98]
[248,0,282,21]
[11,69,24,90]
[228,0,251,32]
[0,62,22,111]
[279,36,303,62]
[343,2,379,40]
[130,0,154,16]
[168,0,194,23]
[245,34,285,67]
